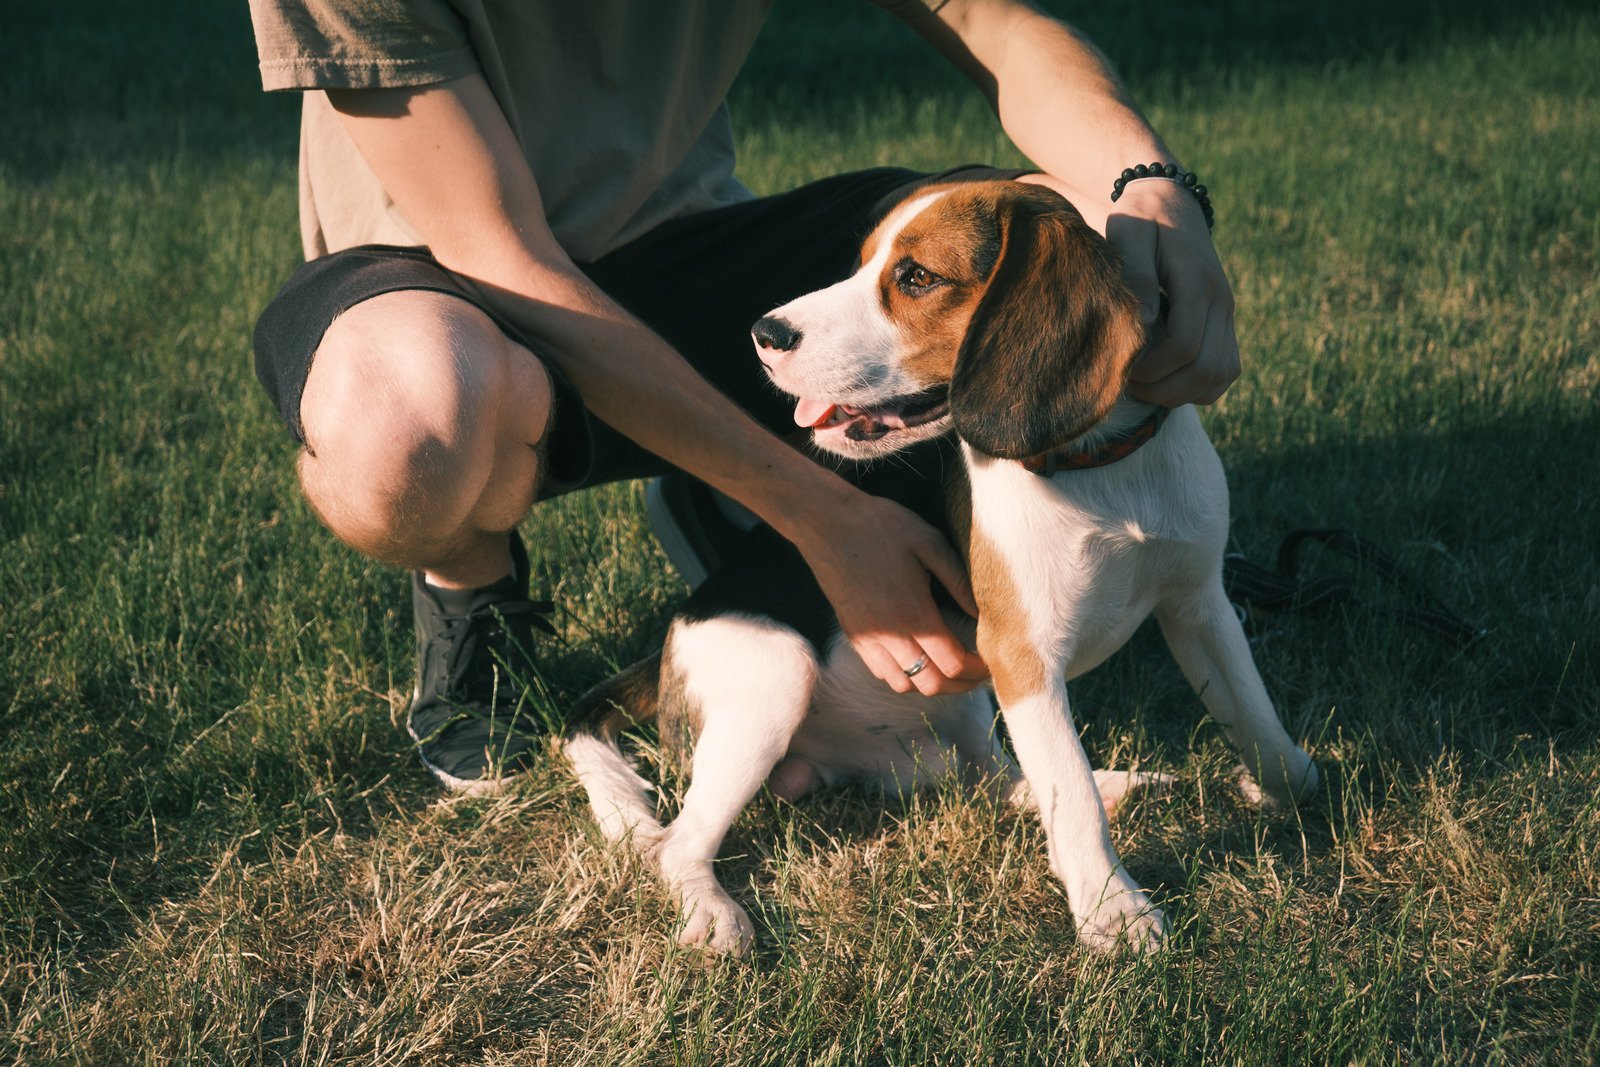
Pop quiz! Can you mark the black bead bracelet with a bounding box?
[1111,162,1215,231]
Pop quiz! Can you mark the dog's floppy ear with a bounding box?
[949,184,1146,460]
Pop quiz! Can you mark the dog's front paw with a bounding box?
[1076,884,1167,955]
[676,890,755,958]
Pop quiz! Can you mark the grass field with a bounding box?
[3,0,1598,1062]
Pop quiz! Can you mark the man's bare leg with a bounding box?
[296,289,553,588]
[296,289,558,792]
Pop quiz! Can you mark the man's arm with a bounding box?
[323,74,987,694]
[884,0,1240,406]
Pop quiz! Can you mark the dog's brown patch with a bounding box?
[968,522,1046,704]
[947,184,1146,459]
[655,645,702,775]
[854,181,1145,457]
[875,184,1007,386]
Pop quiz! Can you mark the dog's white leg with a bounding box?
[655,616,817,958]
[991,670,1166,952]
[958,679,1170,821]
[1156,580,1320,806]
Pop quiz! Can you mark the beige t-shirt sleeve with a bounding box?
[248,0,480,91]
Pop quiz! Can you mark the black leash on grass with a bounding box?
[1222,529,1482,646]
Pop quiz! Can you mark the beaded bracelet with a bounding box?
[1111,162,1215,231]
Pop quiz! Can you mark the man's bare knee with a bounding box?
[295,290,553,564]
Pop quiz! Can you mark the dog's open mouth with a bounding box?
[792,387,950,442]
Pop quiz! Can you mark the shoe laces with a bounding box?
[433,597,557,717]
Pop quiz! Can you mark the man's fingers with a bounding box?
[1192,305,1240,404]
[857,639,915,694]
[1130,302,1240,407]
[884,634,986,697]
[1128,279,1207,385]
[879,635,950,697]
[870,634,959,697]
[1105,213,1161,326]
[916,628,988,683]
[853,629,986,697]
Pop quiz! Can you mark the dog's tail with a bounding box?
[563,652,666,850]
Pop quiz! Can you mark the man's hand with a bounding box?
[1106,180,1240,407]
[789,493,988,697]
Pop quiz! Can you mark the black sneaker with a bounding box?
[406,533,557,794]
[644,473,761,589]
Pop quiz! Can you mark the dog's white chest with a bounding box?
[964,414,1227,676]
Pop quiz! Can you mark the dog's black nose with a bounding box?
[752,315,802,353]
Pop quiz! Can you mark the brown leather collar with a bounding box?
[1020,407,1169,476]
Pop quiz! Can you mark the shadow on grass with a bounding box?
[1218,406,1598,739]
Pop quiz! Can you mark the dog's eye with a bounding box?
[897,261,939,293]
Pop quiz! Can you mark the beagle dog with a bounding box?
[565,180,1320,956]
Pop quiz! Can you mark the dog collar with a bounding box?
[1020,407,1170,477]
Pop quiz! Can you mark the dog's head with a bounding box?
[754,181,1145,460]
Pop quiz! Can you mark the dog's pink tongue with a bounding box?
[793,397,838,428]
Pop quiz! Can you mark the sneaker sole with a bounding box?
[407,687,522,797]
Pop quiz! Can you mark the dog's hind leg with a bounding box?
[654,616,818,957]
[995,747,1172,821]
[1156,579,1319,806]
[565,652,668,851]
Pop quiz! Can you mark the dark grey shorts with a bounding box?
[251,164,1033,498]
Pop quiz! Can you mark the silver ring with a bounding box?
[903,656,929,679]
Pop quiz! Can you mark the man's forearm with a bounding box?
[324,76,856,548]
[986,10,1174,194]
[895,1,1175,207]
[468,259,860,542]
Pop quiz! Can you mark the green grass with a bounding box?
[3,0,1598,1062]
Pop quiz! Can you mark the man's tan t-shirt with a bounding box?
[248,0,773,263]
